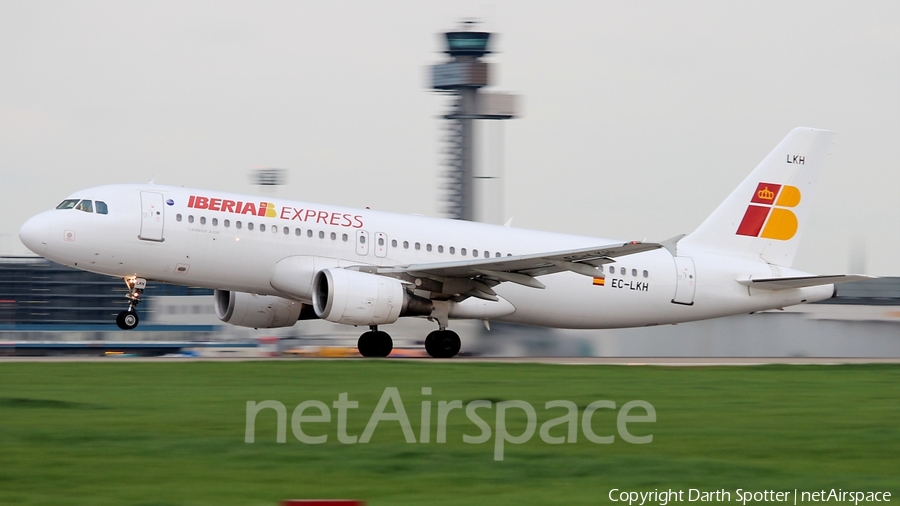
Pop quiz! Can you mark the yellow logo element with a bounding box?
[757,187,775,200]
[760,208,799,240]
[265,203,277,218]
[775,186,801,207]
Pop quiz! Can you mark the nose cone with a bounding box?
[19,214,50,256]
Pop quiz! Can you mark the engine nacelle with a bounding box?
[312,268,432,326]
[214,290,307,329]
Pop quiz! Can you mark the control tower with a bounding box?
[430,22,519,222]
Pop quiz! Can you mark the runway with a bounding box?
[451,357,900,365]
[1,356,899,365]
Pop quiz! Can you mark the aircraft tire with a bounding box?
[358,331,392,358]
[116,310,139,330]
[425,330,460,358]
[371,330,392,357]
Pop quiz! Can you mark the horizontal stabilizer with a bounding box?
[736,274,873,291]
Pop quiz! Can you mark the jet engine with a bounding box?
[312,268,432,326]
[214,290,309,328]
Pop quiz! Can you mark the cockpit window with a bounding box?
[56,199,79,210]
[75,200,93,213]
[96,201,108,215]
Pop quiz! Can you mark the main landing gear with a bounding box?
[116,276,146,330]
[357,326,393,358]
[356,325,462,358]
[424,329,461,359]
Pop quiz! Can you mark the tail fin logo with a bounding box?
[756,187,775,201]
[736,182,801,240]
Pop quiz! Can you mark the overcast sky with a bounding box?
[1,1,898,275]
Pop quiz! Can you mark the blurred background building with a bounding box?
[430,21,519,224]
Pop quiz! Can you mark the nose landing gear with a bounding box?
[116,276,146,330]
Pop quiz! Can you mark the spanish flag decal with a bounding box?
[593,277,605,286]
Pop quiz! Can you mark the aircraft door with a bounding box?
[671,256,696,305]
[356,230,369,256]
[139,192,165,242]
[374,232,387,258]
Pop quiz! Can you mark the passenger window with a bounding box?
[643,270,649,278]
[391,239,397,248]
[331,232,336,240]
[284,227,289,235]
[472,249,478,257]
[378,237,385,246]
[272,226,277,234]
[318,231,324,239]
[426,244,432,252]
[56,199,79,210]
[360,235,366,244]
[495,252,501,258]
[449,247,455,254]
[342,234,348,242]
[96,201,108,214]
[307,229,313,237]
[620,267,626,275]
[76,200,93,213]
[224,219,230,228]
[438,245,444,253]
[415,242,421,250]
[461,248,467,256]
[403,241,409,249]
[236,221,242,229]
[632,269,637,277]
[248,222,254,231]
[259,224,265,232]
[176,214,182,222]
[485,251,490,258]
[188,215,194,224]
[200,217,207,225]
[212,218,218,226]
[609,266,614,274]
[295,228,301,236]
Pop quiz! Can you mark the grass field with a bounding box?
[1,361,898,505]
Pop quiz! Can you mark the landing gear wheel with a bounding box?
[425,330,461,358]
[117,276,146,329]
[358,330,393,358]
[116,310,139,330]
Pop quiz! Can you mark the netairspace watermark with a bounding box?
[609,489,892,506]
[244,387,656,461]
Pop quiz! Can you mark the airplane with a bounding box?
[18,127,869,358]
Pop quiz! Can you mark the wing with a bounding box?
[737,274,873,291]
[359,241,662,301]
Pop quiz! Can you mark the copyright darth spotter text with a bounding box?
[609,489,892,506]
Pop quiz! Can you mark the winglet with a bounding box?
[659,234,686,256]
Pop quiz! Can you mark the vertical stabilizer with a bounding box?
[679,128,833,267]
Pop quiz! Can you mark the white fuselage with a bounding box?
[22,184,833,329]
